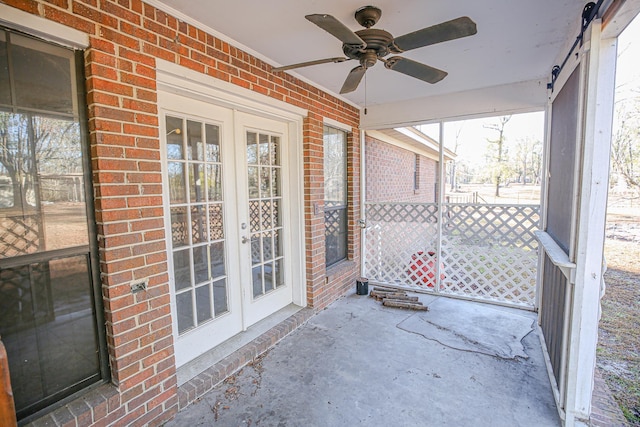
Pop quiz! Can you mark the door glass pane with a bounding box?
[191,205,207,244]
[176,291,194,334]
[168,162,186,204]
[0,32,10,105]
[0,31,103,421]
[259,133,269,164]
[172,249,191,291]
[246,132,257,164]
[209,241,225,278]
[166,116,228,336]
[205,124,220,162]
[195,284,212,324]
[165,116,183,159]
[189,163,205,203]
[213,278,228,316]
[251,235,261,264]
[193,245,209,284]
[275,259,284,288]
[246,130,285,299]
[0,256,100,417]
[12,34,75,114]
[271,167,280,197]
[206,164,222,201]
[208,204,224,240]
[247,166,259,198]
[270,136,279,166]
[260,167,271,197]
[0,113,89,256]
[264,261,274,292]
[170,206,189,247]
[252,265,262,298]
[186,120,203,161]
[263,232,273,261]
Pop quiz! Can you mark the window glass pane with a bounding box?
[325,207,348,266]
[0,31,10,105]
[12,34,75,115]
[195,284,212,324]
[165,116,183,159]
[323,126,347,206]
[0,256,100,416]
[324,126,348,266]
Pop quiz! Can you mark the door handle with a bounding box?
[241,236,249,244]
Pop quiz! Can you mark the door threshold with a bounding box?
[177,304,307,387]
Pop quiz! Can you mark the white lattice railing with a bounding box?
[364,203,540,308]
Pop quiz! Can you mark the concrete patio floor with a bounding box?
[166,292,560,426]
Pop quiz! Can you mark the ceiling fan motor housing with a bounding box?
[342,28,393,68]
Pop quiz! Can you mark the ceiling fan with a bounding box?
[272,5,477,94]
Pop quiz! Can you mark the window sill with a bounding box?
[326,258,358,278]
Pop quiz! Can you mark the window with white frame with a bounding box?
[323,125,348,266]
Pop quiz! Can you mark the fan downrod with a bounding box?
[354,5,382,28]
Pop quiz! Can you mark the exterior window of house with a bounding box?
[323,125,348,266]
[0,28,106,421]
[414,154,420,191]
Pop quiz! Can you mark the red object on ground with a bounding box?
[407,251,445,288]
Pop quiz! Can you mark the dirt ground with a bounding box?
[598,209,640,425]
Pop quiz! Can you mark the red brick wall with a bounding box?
[366,135,438,203]
[0,1,360,425]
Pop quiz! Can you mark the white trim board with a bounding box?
[0,3,89,48]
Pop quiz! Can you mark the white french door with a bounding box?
[235,112,293,327]
[160,92,294,366]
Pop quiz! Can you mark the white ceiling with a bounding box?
[151,1,600,122]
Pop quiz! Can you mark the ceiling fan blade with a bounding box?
[340,66,366,94]
[272,57,350,72]
[384,56,447,84]
[306,14,366,48]
[393,17,477,52]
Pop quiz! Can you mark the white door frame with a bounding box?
[157,60,307,366]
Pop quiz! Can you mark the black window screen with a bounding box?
[547,65,581,254]
[323,126,348,266]
[0,29,106,421]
